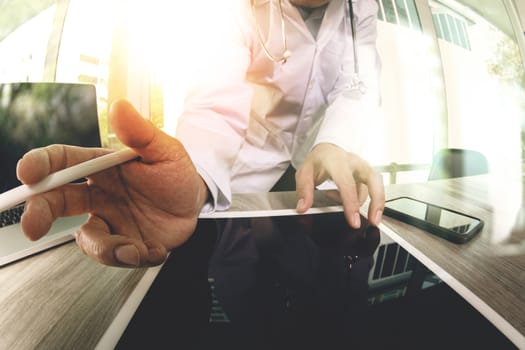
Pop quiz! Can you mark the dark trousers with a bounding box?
[270,165,296,192]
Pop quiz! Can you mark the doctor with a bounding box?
[179,0,383,223]
[16,0,385,268]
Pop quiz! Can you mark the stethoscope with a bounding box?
[252,0,292,64]
[251,0,363,93]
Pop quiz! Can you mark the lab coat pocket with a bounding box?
[246,115,269,148]
[231,116,290,191]
[246,82,285,150]
[246,116,289,156]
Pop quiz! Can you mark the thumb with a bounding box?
[295,164,315,213]
[109,99,185,163]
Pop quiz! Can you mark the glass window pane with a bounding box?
[433,14,443,39]
[55,0,114,146]
[406,0,421,30]
[454,17,467,49]
[0,0,57,42]
[0,3,57,82]
[377,0,385,21]
[439,13,451,42]
[460,20,471,50]
[374,0,438,179]
[428,0,525,182]
[446,14,460,46]
[394,0,409,27]
[382,0,398,24]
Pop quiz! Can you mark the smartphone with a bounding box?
[383,196,483,243]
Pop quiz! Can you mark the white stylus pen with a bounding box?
[0,148,138,212]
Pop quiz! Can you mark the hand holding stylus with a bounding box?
[16,99,210,268]
[0,148,138,212]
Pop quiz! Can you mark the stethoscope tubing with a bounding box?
[252,0,366,93]
[251,0,359,77]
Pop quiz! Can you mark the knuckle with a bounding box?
[75,227,112,265]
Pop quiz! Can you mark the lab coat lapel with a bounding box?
[251,0,341,44]
[316,0,345,46]
[281,0,316,43]
[250,0,311,52]
[283,0,345,45]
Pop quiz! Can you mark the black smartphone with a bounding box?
[383,196,483,243]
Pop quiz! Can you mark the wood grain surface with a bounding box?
[229,176,525,348]
[0,175,523,349]
[0,242,146,350]
[380,175,525,348]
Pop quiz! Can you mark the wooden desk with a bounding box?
[0,191,349,349]
[0,175,523,349]
[379,175,525,349]
[204,175,525,348]
[0,241,161,350]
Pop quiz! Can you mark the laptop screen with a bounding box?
[0,82,101,193]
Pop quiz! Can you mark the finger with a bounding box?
[16,99,157,185]
[295,164,315,213]
[75,216,167,267]
[325,183,373,226]
[358,183,369,206]
[109,100,188,164]
[109,100,207,214]
[366,172,385,227]
[20,196,54,240]
[21,183,91,240]
[332,172,362,229]
[351,159,385,226]
[17,145,110,185]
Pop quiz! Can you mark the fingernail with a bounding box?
[296,198,305,211]
[353,213,361,228]
[375,210,383,225]
[115,244,140,266]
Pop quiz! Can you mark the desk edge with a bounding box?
[94,264,164,350]
[379,222,525,349]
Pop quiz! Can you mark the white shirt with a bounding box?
[175,0,381,212]
[295,3,328,38]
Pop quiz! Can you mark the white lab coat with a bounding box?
[175,0,381,211]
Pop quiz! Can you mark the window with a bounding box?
[374,0,524,184]
[2,0,524,185]
[377,0,422,31]
[0,3,57,82]
[429,0,524,177]
[0,0,178,148]
[374,0,437,184]
[431,10,471,50]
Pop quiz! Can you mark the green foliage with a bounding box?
[486,33,525,162]
[487,34,525,88]
[0,0,57,41]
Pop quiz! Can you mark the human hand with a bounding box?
[17,99,209,267]
[295,143,384,228]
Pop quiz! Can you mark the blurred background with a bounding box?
[0,0,524,186]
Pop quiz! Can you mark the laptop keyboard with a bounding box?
[0,205,24,228]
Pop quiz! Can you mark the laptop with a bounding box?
[0,82,101,266]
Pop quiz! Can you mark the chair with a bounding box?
[427,148,489,180]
